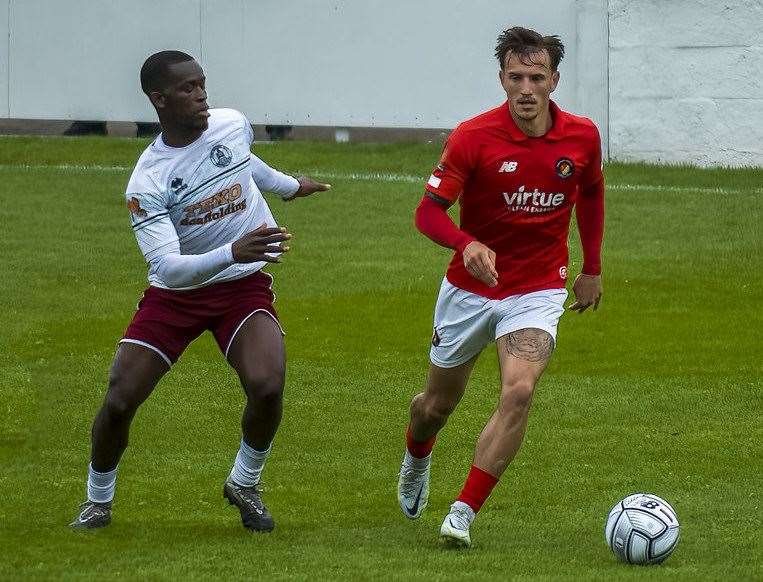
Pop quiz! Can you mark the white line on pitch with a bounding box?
[0,164,760,195]
[302,171,763,195]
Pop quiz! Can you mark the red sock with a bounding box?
[405,426,436,459]
[457,465,499,513]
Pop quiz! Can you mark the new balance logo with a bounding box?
[499,161,518,173]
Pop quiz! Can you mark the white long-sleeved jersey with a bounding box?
[124,108,299,289]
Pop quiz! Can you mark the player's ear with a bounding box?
[550,70,560,92]
[498,68,507,89]
[148,90,166,110]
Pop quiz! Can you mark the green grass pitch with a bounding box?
[0,136,761,581]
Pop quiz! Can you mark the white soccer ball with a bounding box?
[605,493,680,565]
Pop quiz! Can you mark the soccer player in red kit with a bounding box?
[397,27,605,547]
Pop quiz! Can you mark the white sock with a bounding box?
[404,449,431,469]
[87,463,118,504]
[229,439,271,487]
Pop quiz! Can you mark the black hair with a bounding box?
[140,50,195,95]
[495,26,565,71]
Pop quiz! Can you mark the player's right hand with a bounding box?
[462,241,498,287]
[232,224,291,263]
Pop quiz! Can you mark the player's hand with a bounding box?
[568,273,602,313]
[462,241,498,287]
[231,224,291,263]
[286,176,332,201]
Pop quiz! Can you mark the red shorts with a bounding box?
[121,271,283,366]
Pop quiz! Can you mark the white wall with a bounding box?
[608,0,763,167]
[8,0,202,121]
[1,0,608,149]
[2,1,762,166]
[0,0,8,118]
[202,0,606,135]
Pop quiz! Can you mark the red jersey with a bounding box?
[425,101,604,300]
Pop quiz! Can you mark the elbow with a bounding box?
[163,273,197,289]
[158,268,195,289]
[153,256,200,288]
[414,203,423,232]
[414,197,430,235]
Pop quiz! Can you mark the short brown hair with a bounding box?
[495,26,565,71]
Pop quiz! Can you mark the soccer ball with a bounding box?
[605,493,680,564]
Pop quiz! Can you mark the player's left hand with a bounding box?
[568,273,602,313]
[287,176,332,201]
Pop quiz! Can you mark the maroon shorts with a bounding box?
[121,271,283,366]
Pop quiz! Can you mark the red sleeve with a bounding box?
[576,125,605,276]
[579,123,604,190]
[415,196,475,253]
[425,125,475,203]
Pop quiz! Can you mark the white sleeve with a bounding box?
[127,190,179,262]
[250,153,300,199]
[242,111,255,145]
[151,244,235,288]
[127,189,235,288]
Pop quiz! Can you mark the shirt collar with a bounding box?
[503,100,567,141]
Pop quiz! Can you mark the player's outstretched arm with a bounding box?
[249,153,330,201]
[284,176,332,201]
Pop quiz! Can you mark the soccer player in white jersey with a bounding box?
[70,51,330,531]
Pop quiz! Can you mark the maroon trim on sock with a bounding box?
[456,465,499,512]
[406,425,436,459]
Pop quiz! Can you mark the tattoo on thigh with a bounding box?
[504,328,555,362]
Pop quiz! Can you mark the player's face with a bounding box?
[153,60,209,131]
[499,51,559,122]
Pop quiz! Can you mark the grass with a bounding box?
[0,136,761,581]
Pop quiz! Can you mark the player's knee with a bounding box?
[241,370,284,404]
[500,379,535,413]
[422,396,457,425]
[103,392,137,421]
[104,375,140,420]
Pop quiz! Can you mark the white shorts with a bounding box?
[429,278,568,369]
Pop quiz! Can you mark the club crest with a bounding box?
[210,144,233,167]
[555,157,575,179]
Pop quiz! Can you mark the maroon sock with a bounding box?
[456,465,499,512]
[405,425,436,459]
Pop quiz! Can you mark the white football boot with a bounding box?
[397,450,431,519]
[439,501,475,548]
